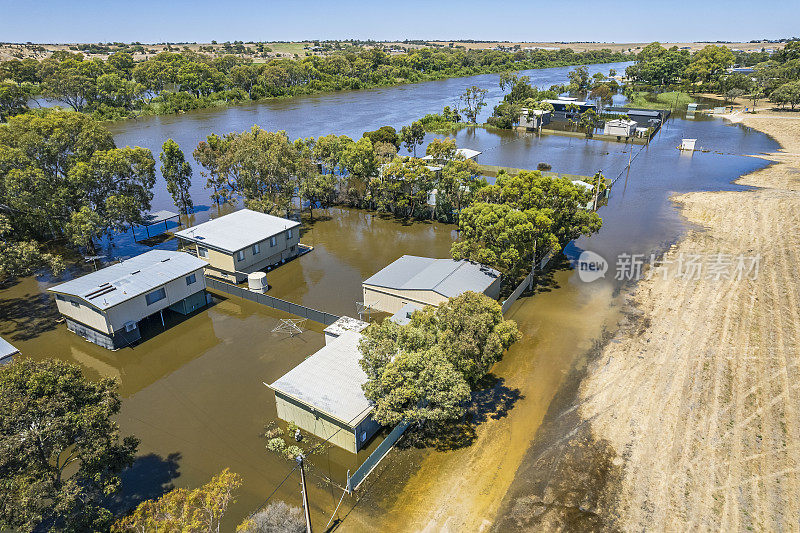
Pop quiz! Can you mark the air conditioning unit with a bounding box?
[124,321,138,332]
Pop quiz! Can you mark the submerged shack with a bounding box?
[362,255,501,314]
[48,250,208,350]
[269,331,380,453]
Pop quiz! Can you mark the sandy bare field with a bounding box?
[576,111,800,531]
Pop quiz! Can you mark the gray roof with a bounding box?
[270,331,373,426]
[141,210,180,226]
[363,255,500,298]
[0,336,19,360]
[389,302,424,326]
[323,316,369,337]
[175,209,300,254]
[48,250,206,311]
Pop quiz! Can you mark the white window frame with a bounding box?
[236,250,245,262]
[197,246,208,258]
[185,273,197,285]
[286,228,293,239]
[269,236,277,247]
[252,243,260,255]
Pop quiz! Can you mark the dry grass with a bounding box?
[580,110,800,531]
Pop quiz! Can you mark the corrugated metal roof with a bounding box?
[389,302,424,326]
[175,209,300,254]
[0,336,19,360]
[363,255,500,298]
[141,210,180,226]
[48,250,206,311]
[456,148,481,160]
[323,316,368,337]
[270,331,373,426]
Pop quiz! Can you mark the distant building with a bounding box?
[519,108,552,131]
[543,99,596,120]
[176,209,301,283]
[48,250,208,350]
[0,336,19,365]
[362,255,502,314]
[421,148,482,164]
[269,331,381,453]
[323,316,369,345]
[603,118,638,137]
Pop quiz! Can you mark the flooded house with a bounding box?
[269,330,380,453]
[518,108,552,131]
[48,250,208,350]
[323,316,369,345]
[0,336,19,364]
[603,118,638,137]
[421,147,482,165]
[175,209,301,283]
[362,255,502,314]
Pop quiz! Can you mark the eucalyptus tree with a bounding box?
[160,139,193,214]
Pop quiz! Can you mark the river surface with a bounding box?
[0,64,781,529]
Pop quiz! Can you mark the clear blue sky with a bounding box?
[0,0,795,44]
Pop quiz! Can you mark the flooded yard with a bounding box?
[0,208,460,529]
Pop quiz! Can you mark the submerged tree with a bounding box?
[399,120,425,157]
[160,139,193,215]
[113,469,242,532]
[359,292,519,426]
[194,132,234,207]
[459,85,488,123]
[0,359,139,532]
[237,501,305,533]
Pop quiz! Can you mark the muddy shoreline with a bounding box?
[493,110,800,531]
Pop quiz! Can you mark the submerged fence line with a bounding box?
[205,277,340,326]
[346,421,410,493]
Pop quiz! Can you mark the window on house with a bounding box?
[198,246,208,258]
[185,273,196,285]
[70,300,80,308]
[145,287,166,305]
[236,250,245,261]
[269,236,277,247]
[252,243,260,255]
[286,228,293,239]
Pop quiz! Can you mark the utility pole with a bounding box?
[593,171,602,212]
[297,455,312,533]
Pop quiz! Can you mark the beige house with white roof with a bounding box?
[175,209,301,283]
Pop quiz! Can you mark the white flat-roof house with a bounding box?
[519,108,552,130]
[269,331,381,453]
[0,336,19,365]
[604,118,638,137]
[48,250,208,350]
[421,148,482,164]
[362,255,502,314]
[175,209,301,283]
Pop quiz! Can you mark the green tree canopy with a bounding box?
[160,138,193,214]
[113,469,241,532]
[0,359,139,532]
[359,292,519,426]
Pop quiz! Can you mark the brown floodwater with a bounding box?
[0,208,460,530]
[3,64,784,530]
